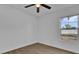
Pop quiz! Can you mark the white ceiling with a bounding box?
[7,4,76,16]
[0,4,77,29]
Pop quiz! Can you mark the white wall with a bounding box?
[0,5,37,53]
[39,5,79,53]
[1,4,79,53]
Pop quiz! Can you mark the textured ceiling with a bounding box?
[0,4,77,29]
[7,4,76,16]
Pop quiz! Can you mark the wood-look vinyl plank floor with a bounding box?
[4,43,75,54]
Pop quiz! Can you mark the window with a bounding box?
[60,15,79,35]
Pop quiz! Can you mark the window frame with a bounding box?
[60,15,79,35]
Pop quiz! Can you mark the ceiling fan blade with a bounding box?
[37,7,40,13]
[25,4,35,8]
[41,4,51,9]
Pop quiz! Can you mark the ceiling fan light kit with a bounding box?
[36,4,40,7]
[24,4,51,13]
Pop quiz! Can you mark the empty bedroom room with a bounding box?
[0,4,79,54]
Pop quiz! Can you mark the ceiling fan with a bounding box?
[24,4,51,13]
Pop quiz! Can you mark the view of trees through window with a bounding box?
[60,15,79,35]
[61,16,78,30]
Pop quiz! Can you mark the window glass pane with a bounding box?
[69,16,78,28]
[61,17,68,29]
